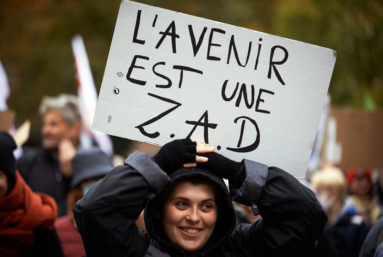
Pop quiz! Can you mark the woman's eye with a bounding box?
[176,202,188,208]
[202,204,212,210]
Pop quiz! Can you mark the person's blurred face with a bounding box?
[41,110,72,150]
[0,171,9,198]
[162,181,217,252]
[350,177,371,196]
[315,185,339,212]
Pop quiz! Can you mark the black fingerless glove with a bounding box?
[197,152,243,181]
[152,139,196,175]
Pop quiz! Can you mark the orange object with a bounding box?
[0,171,57,256]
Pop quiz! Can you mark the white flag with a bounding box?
[0,59,23,159]
[308,95,331,172]
[0,60,10,111]
[71,35,114,157]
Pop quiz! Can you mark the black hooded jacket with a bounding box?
[73,151,327,257]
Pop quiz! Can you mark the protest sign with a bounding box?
[92,0,337,177]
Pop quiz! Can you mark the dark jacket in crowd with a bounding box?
[313,204,369,257]
[27,229,64,257]
[74,151,327,257]
[334,206,370,257]
[17,147,71,217]
[359,217,383,257]
[375,244,383,257]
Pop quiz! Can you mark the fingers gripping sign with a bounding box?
[152,139,215,174]
[182,140,242,180]
[184,141,215,168]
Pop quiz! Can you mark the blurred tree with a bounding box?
[0,0,121,146]
[272,0,383,109]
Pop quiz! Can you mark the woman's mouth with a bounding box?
[180,228,202,234]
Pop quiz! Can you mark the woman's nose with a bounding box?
[186,208,200,223]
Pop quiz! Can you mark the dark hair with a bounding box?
[155,177,219,218]
[174,176,218,189]
[167,177,218,209]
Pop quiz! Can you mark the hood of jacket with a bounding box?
[145,167,236,256]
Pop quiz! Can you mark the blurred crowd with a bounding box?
[0,94,382,257]
[307,166,382,257]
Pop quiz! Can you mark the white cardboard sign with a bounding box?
[93,0,337,177]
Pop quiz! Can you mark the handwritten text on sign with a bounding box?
[93,1,336,177]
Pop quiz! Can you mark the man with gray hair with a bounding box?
[17,94,82,217]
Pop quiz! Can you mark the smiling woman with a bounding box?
[74,138,327,257]
[162,180,217,252]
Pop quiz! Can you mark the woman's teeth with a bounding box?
[182,228,200,234]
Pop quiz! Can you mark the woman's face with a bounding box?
[162,181,217,252]
[0,171,9,199]
[350,177,371,196]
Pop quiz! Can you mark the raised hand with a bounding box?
[183,141,215,168]
[58,138,76,178]
[197,152,242,181]
[152,139,214,175]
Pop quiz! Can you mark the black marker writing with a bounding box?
[268,45,288,85]
[133,10,145,45]
[254,38,262,70]
[227,116,260,153]
[156,21,180,53]
[186,111,217,144]
[152,14,158,27]
[236,83,255,108]
[126,55,149,86]
[153,62,172,88]
[227,35,252,67]
[188,25,207,57]
[221,80,239,101]
[173,65,203,88]
[256,89,274,114]
[207,28,226,61]
[135,93,182,138]
[221,80,274,113]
